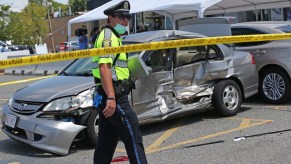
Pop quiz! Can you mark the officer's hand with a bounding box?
[103,99,116,118]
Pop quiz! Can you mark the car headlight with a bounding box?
[42,88,94,112]
[8,97,13,107]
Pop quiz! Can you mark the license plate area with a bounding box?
[5,113,17,128]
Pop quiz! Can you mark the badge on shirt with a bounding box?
[102,40,111,47]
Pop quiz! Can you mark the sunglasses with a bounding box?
[113,14,132,20]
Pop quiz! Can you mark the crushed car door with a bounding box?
[173,44,227,102]
[132,48,175,121]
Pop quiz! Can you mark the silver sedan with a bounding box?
[232,21,291,103]
[0,30,258,155]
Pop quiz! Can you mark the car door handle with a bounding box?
[253,50,266,55]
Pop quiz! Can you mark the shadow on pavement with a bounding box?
[0,138,61,158]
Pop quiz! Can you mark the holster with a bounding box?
[113,79,136,100]
[95,78,135,100]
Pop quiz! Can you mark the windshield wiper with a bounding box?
[74,72,93,77]
[60,72,69,76]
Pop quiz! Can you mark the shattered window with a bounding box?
[144,49,173,72]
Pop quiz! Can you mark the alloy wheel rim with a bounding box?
[263,73,285,100]
[223,85,239,111]
[94,114,99,135]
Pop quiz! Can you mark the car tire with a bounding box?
[85,109,99,147]
[212,80,242,117]
[259,68,291,104]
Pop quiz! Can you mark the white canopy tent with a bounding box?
[67,0,221,41]
[68,0,291,41]
[204,0,291,15]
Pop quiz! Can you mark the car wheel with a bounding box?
[85,109,99,147]
[260,68,291,104]
[212,80,242,116]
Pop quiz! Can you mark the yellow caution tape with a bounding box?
[1,33,291,69]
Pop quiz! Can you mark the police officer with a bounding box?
[92,1,148,164]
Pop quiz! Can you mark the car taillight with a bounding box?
[250,52,255,64]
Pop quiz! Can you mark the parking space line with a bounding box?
[146,121,184,151]
[264,106,287,110]
[145,118,272,154]
[115,119,185,153]
[239,118,251,127]
[0,75,55,86]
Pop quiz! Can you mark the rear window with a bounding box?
[70,42,78,46]
[231,27,270,47]
[61,42,68,46]
[275,25,291,33]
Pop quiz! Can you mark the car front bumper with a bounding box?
[1,103,86,155]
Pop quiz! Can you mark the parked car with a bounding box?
[0,30,258,155]
[58,41,79,52]
[67,41,79,51]
[231,21,291,103]
[59,41,68,52]
[0,40,30,51]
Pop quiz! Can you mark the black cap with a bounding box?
[104,0,131,16]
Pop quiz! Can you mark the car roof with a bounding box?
[122,30,205,43]
[232,21,291,27]
[231,21,291,34]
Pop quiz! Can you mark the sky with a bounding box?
[0,0,69,12]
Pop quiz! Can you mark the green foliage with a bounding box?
[29,0,70,16]
[51,2,70,16]
[20,3,48,45]
[2,3,49,45]
[69,0,87,14]
[29,0,46,5]
[0,4,11,41]
[0,0,70,45]
[0,4,10,17]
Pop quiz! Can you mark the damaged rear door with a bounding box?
[132,35,229,122]
[173,44,228,104]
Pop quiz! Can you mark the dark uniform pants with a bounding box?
[94,93,147,164]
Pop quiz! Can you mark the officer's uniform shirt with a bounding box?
[92,26,129,83]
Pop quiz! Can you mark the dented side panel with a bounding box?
[133,42,258,122]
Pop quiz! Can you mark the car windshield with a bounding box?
[70,42,78,46]
[275,25,291,33]
[61,42,141,76]
[61,42,68,46]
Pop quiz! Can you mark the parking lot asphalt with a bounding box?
[1,75,291,164]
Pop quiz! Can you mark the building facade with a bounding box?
[44,0,291,51]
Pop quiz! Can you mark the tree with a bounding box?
[29,0,70,16]
[0,4,10,17]
[6,3,48,45]
[69,0,87,14]
[0,4,10,41]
